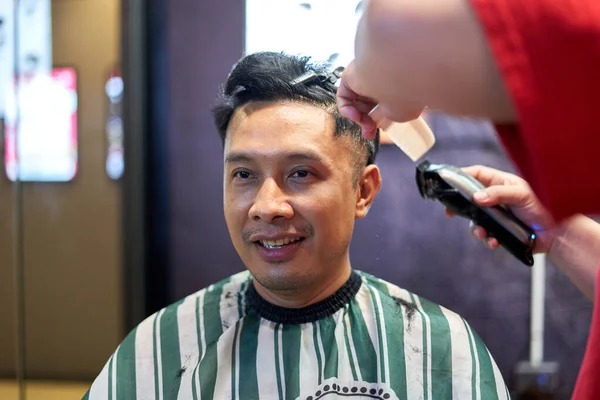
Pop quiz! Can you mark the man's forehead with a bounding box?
[224,101,342,152]
[227,101,331,133]
[224,149,326,165]
[222,102,359,168]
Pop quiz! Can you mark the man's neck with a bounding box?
[252,267,353,309]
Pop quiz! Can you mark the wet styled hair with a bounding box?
[211,52,379,181]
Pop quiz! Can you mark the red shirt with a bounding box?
[469,0,600,398]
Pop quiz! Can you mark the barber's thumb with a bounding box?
[473,185,529,207]
[378,104,423,123]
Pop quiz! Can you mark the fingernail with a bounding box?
[474,228,485,239]
[474,191,488,201]
[363,128,376,140]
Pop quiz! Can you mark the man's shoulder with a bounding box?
[358,271,507,396]
[169,270,251,307]
[121,270,252,345]
[358,271,477,334]
[358,271,502,375]
[83,271,253,399]
[150,270,251,323]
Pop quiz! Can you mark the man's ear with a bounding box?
[355,164,382,219]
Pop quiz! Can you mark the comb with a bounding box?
[369,105,436,162]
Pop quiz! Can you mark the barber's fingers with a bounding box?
[469,221,499,250]
[337,63,378,139]
[445,207,457,217]
[337,100,377,140]
[472,182,533,209]
[461,165,523,188]
[445,210,500,249]
[446,208,503,250]
[337,91,378,139]
[360,119,378,140]
[445,183,532,217]
[336,88,377,119]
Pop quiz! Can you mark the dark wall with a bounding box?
[167,0,245,294]
[165,1,592,397]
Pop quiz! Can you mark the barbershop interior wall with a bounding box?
[0,0,123,380]
[166,1,592,397]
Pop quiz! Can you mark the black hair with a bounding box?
[211,52,379,181]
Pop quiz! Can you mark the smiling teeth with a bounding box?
[260,238,301,248]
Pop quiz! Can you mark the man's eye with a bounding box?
[233,171,253,180]
[291,170,309,179]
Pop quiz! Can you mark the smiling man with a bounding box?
[84,52,508,400]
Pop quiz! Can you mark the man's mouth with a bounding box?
[256,237,305,249]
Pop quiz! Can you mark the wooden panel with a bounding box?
[0,0,124,380]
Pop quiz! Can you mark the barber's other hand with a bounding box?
[445,165,556,254]
[337,61,425,140]
[337,61,379,140]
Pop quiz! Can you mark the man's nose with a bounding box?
[248,178,294,222]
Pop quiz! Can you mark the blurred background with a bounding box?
[0,0,592,399]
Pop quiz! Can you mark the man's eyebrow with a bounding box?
[224,152,253,164]
[224,151,325,164]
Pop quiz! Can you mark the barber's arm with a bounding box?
[340,0,600,223]
[547,216,600,301]
[337,0,516,136]
[449,165,600,301]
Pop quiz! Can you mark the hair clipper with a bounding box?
[416,160,536,266]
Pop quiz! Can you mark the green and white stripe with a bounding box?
[135,309,158,399]
[152,308,165,399]
[176,294,201,400]
[256,319,278,397]
[87,353,111,398]
[343,303,363,382]
[355,283,383,381]
[110,346,119,400]
[275,323,286,398]
[300,321,320,387]
[211,314,237,398]
[464,318,481,400]
[441,305,474,399]
[317,315,338,381]
[84,270,510,400]
[412,293,434,400]
[391,286,427,399]
[238,315,260,398]
[490,347,509,399]
[367,284,390,385]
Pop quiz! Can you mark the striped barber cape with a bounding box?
[84,270,509,400]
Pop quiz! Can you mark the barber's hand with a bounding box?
[445,165,556,254]
[337,61,425,140]
[337,61,379,140]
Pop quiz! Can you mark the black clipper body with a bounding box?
[416,160,536,266]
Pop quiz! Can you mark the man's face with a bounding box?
[223,101,380,295]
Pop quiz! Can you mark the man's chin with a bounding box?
[249,268,312,292]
